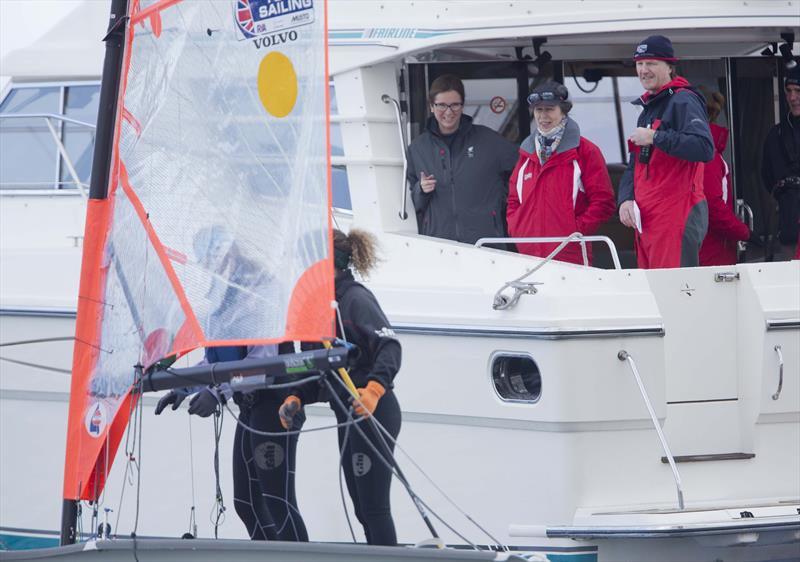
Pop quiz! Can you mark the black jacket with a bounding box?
[406,114,518,243]
[761,114,800,193]
[293,271,401,404]
[762,114,800,244]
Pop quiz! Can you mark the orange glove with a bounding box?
[353,381,386,417]
[278,395,302,430]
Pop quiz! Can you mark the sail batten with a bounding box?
[64,0,332,502]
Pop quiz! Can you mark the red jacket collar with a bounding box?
[640,76,691,104]
[709,122,729,153]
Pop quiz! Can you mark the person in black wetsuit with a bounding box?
[155,225,308,542]
[278,228,402,546]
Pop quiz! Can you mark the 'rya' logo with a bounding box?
[636,44,648,54]
[84,401,108,438]
[235,0,315,40]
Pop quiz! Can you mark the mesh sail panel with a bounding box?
[65,0,331,500]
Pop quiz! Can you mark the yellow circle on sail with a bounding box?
[257,52,298,118]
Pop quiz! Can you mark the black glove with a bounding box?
[155,388,191,415]
[188,386,225,418]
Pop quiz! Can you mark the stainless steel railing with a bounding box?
[617,350,685,511]
[476,233,622,310]
[381,94,410,220]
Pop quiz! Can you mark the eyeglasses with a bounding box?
[432,102,464,112]
[527,91,566,104]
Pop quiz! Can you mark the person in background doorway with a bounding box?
[698,90,751,266]
[618,35,714,268]
[761,64,800,260]
[507,80,615,264]
[406,74,519,245]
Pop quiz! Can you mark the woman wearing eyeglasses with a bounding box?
[507,80,615,265]
[406,74,518,245]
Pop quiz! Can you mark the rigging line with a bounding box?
[0,356,71,374]
[74,337,114,354]
[212,406,226,538]
[131,378,144,532]
[223,401,369,437]
[77,294,114,308]
[322,379,456,545]
[338,414,358,543]
[0,336,74,347]
[187,412,197,537]
[114,381,143,534]
[326,375,480,549]
[369,412,507,550]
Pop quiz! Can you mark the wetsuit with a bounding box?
[206,345,308,542]
[293,270,402,546]
[618,77,714,268]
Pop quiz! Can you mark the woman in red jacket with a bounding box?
[507,81,615,265]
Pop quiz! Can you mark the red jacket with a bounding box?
[699,124,750,266]
[618,77,714,269]
[507,119,615,265]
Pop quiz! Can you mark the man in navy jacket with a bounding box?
[618,35,714,268]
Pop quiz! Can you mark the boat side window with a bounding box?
[0,82,100,192]
[329,82,352,211]
[491,353,541,403]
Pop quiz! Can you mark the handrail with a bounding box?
[771,345,784,401]
[381,94,409,220]
[735,199,754,253]
[0,113,95,199]
[476,233,622,270]
[736,199,754,231]
[490,232,583,310]
[617,350,685,511]
[0,113,96,129]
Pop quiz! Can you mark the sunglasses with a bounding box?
[527,90,567,104]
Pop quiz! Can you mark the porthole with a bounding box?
[491,353,541,403]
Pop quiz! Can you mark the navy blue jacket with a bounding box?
[618,77,714,205]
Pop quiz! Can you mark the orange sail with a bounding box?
[64,0,333,501]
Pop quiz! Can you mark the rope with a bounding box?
[187,413,198,538]
[0,356,71,374]
[328,374,507,550]
[323,376,478,549]
[337,418,358,542]
[0,336,74,347]
[211,406,226,537]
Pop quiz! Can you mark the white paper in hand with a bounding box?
[633,201,643,234]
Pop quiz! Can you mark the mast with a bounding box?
[60,0,129,545]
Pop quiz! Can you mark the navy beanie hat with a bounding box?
[786,64,800,88]
[634,35,677,62]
